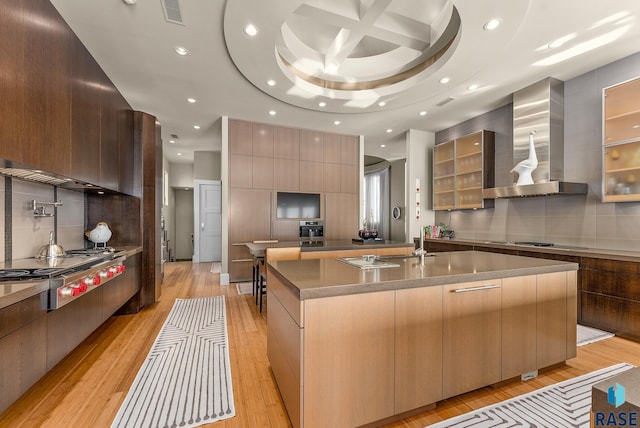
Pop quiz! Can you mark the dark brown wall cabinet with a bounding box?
[0,0,134,193]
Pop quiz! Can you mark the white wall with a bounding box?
[170,163,195,188]
[194,151,221,181]
[405,129,435,243]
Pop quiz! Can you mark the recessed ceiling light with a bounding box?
[169,140,175,144]
[193,125,200,129]
[174,46,189,56]
[439,77,450,84]
[98,191,105,194]
[334,120,341,125]
[386,128,393,133]
[318,101,326,107]
[244,24,258,36]
[186,97,196,103]
[177,152,182,156]
[268,110,276,116]
[266,79,276,86]
[633,125,640,129]
[378,101,386,107]
[184,188,189,190]
[419,111,428,116]
[483,18,501,31]
[467,84,479,91]
[380,144,386,148]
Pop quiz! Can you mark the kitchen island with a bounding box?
[245,239,415,259]
[267,251,578,428]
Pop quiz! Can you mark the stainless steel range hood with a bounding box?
[483,78,587,199]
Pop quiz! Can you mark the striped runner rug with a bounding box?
[112,296,235,428]
[427,363,634,428]
[577,324,614,346]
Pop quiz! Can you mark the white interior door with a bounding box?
[198,182,222,262]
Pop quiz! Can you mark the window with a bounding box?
[363,167,389,238]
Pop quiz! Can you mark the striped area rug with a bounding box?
[112,296,235,428]
[427,363,634,428]
[577,324,614,346]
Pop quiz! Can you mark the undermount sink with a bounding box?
[338,256,400,269]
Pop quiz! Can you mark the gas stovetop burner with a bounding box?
[0,267,64,281]
[65,247,115,256]
[0,269,32,279]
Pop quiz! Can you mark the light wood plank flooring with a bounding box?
[2,261,640,427]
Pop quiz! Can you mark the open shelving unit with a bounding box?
[433,130,494,211]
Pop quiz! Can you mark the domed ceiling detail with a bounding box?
[275,0,460,94]
[225,0,462,112]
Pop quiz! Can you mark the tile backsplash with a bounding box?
[6,178,85,260]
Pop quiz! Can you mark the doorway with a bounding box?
[174,189,194,261]
[194,181,222,263]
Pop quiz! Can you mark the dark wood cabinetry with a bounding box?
[0,0,72,175]
[581,257,640,340]
[104,253,142,320]
[0,0,135,193]
[0,293,47,414]
[71,37,102,185]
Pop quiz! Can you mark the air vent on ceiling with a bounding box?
[161,0,183,25]
[435,97,455,107]
[171,133,179,139]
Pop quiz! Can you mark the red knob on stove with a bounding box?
[107,270,114,278]
[94,275,101,285]
[72,288,81,296]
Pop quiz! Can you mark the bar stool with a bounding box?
[258,247,301,312]
[251,240,278,298]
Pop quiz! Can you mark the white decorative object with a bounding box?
[85,221,112,247]
[511,130,538,185]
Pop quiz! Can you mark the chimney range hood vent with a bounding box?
[483,77,588,199]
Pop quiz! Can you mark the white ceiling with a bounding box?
[49,0,640,165]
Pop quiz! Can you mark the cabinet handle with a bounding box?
[231,259,252,263]
[450,284,500,293]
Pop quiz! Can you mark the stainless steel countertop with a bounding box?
[0,279,49,310]
[269,250,579,300]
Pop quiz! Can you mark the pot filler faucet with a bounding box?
[413,225,427,265]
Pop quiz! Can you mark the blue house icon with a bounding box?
[608,383,626,408]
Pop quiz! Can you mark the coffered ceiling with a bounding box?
[49,0,640,164]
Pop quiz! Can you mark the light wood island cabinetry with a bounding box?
[267,252,578,428]
[443,279,502,398]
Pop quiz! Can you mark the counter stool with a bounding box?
[258,247,301,312]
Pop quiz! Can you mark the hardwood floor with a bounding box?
[2,261,640,428]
